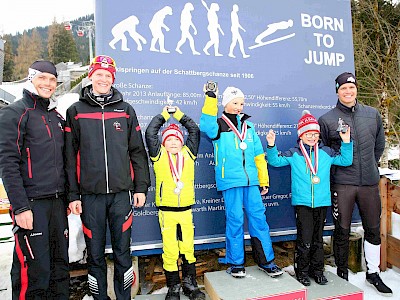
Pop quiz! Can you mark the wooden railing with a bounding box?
[380,177,400,270]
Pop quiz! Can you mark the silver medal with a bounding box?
[239,142,247,150]
[176,181,184,189]
[312,176,320,184]
[174,187,181,195]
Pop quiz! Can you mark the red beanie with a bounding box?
[162,124,184,145]
[297,110,320,137]
[88,55,116,83]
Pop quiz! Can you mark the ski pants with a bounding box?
[222,185,275,266]
[331,184,381,275]
[294,205,327,275]
[81,192,133,300]
[11,196,69,300]
[158,209,196,272]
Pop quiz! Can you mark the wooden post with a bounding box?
[379,177,388,271]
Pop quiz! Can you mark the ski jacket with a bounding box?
[0,89,66,214]
[266,141,353,208]
[65,85,150,201]
[145,111,200,208]
[200,94,269,191]
[318,100,385,186]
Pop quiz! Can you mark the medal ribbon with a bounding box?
[168,151,184,184]
[299,140,318,175]
[221,114,247,142]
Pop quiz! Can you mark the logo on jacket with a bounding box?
[64,229,69,239]
[58,122,64,132]
[113,121,123,131]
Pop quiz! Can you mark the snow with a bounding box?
[0,238,399,299]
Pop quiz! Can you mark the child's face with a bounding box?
[224,97,245,114]
[300,131,320,147]
[164,136,183,154]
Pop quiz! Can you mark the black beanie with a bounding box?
[335,72,357,92]
[28,60,58,81]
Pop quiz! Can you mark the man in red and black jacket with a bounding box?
[0,60,69,299]
[65,55,150,300]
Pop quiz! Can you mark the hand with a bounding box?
[266,129,276,146]
[260,186,269,195]
[69,200,82,215]
[339,126,351,143]
[15,210,33,230]
[133,193,146,208]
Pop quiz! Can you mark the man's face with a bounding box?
[31,73,57,99]
[164,136,183,154]
[224,97,245,114]
[337,83,357,107]
[90,69,113,95]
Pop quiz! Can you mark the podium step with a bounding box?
[135,291,210,299]
[204,265,306,300]
[307,271,363,300]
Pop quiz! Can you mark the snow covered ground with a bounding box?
[0,238,399,299]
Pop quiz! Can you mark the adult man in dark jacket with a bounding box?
[0,60,69,299]
[319,72,392,297]
[65,55,150,300]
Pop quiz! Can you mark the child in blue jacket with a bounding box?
[266,110,352,286]
[200,86,283,278]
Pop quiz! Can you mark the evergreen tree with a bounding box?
[48,22,79,64]
[2,34,15,81]
[13,29,43,80]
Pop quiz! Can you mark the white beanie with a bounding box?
[222,86,245,107]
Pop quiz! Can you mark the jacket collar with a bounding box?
[22,89,52,111]
[337,99,358,114]
[222,112,251,127]
[80,85,123,107]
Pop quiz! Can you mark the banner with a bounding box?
[95,0,358,253]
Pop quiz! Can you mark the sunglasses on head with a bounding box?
[91,55,116,68]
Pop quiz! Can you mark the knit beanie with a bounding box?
[222,86,245,107]
[88,55,116,83]
[27,60,58,81]
[335,72,357,92]
[162,124,184,145]
[297,110,320,137]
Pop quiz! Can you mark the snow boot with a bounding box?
[182,262,205,300]
[165,270,181,300]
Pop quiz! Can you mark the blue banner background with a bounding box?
[95,0,359,253]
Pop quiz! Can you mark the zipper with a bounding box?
[26,148,32,178]
[47,111,60,196]
[101,106,110,193]
[41,115,52,137]
[351,113,362,185]
[222,158,225,178]
[242,146,249,185]
[215,143,218,166]
[159,182,163,204]
[24,235,35,259]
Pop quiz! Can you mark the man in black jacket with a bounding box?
[65,55,150,300]
[0,61,69,299]
[319,72,392,297]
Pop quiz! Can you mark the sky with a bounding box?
[0,0,95,35]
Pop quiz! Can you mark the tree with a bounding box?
[13,29,43,80]
[2,34,15,81]
[48,22,79,64]
[351,0,400,167]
